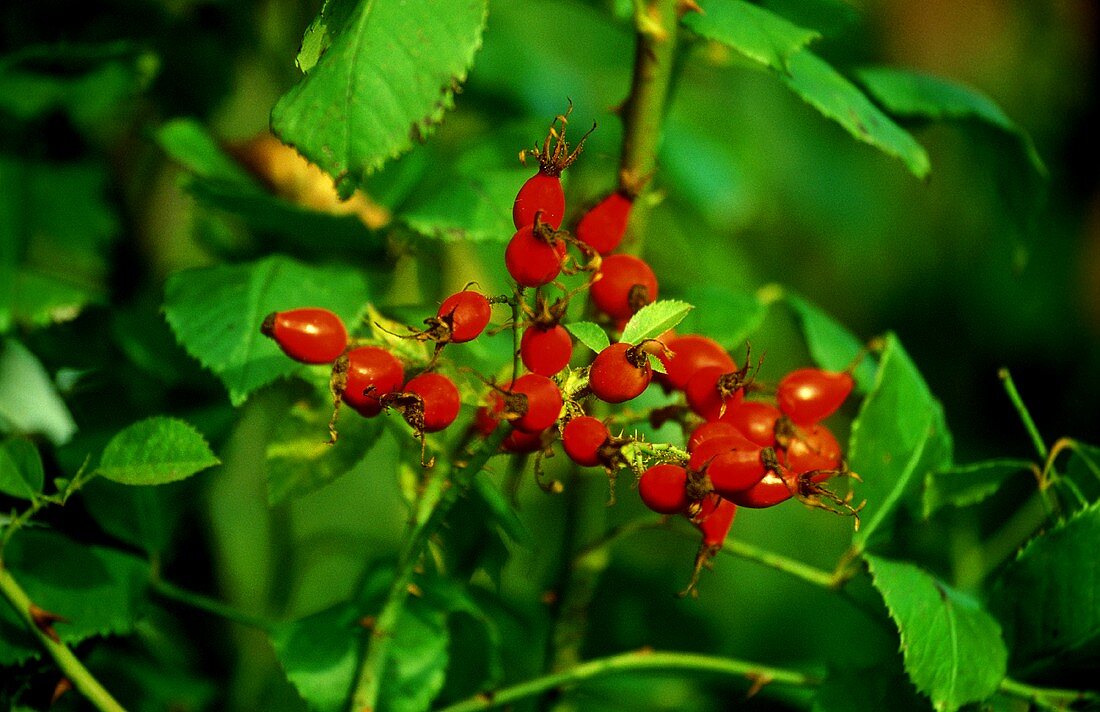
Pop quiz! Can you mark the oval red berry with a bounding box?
[343,346,404,417]
[589,342,652,404]
[521,324,573,377]
[404,373,461,433]
[263,308,348,364]
[590,254,658,320]
[513,172,565,230]
[562,416,610,467]
[639,464,690,514]
[437,291,492,343]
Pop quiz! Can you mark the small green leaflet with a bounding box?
[785,291,876,393]
[781,50,930,179]
[163,255,369,406]
[0,339,78,445]
[271,602,364,712]
[567,322,610,354]
[0,530,149,666]
[271,0,489,197]
[97,417,219,485]
[619,300,693,345]
[0,438,43,500]
[990,502,1100,679]
[866,554,1007,712]
[847,334,952,551]
[683,0,821,73]
[922,459,1034,518]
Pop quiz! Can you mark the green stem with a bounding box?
[150,578,274,632]
[349,426,509,712]
[999,676,1098,711]
[512,286,526,382]
[436,649,817,712]
[0,566,128,712]
[721,538,838,589]
[998,369,1048,460]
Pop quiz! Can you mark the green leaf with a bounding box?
[0,438,43,500]
[0,42,158,133]
[470,471,530,547]
[98,417,219,485]
[0,530,150,666]
[683,0,820,73]
[780,51,930,179]
[271,602,364,712]
[163,255,369,405]
[157,118,256,184]
[676,285,768,350]
[866,555,1007,711]
[848,334,952,551]
[82,478,183,554]
[990,502,1100,679]
[271,0,489,196]
[760,0,860,37]
[785,291,876,393]
[922,459,1034,518]
[853,66,1045,179]
[566,322,610,354]
[378,596,450,712]
[400,166,529,242]
[619,300,694,345]
[0,339,78,445]
[265,382,386,504]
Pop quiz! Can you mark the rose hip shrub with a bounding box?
[0,2,1095,712]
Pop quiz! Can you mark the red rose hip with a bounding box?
[521,324,573,377]
[639,464,690,514]
[437,290,492,343]
[589,342,652,404]
[590,254,658,320]
[562,416,610,467]
[262,307,347,364]
[777,368,854,425]
[341,346,404,417]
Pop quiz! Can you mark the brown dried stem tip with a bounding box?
[520,101,597,177]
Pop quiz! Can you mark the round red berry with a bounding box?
[437,291,492,343]
[562,416,610,467]
[590,254,658,320]
[505,225,568,288]
[687,421,742,452]
[521,324,573,376]
[685,365,746,421]
[576,191,632,255]
[639,464,690,514]
[720,401,781,448]
[776,368,854,426]
[513,172,565,230]
[262,307,347,364]
[589,342,652,404]
[403,373,461,433]
[657,334,734,392]
[508,374,563,433]
[782,423,842,474]
[342,346,404,417]
[689,433,765,497]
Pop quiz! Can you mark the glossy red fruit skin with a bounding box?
[720,401,781,448]
[562,416,610,467]
[687,421,742,453]
[521,324,573,376]
[404,373,461,432]
[513,172,565,229]
[576,191,632,255]
[777,368,854,426]
[589,342,652,404]
[505,225,568,287]
[639,464,690,514]
[264,308,347,364]
[437,291,492,343]
[685,365,745,421]
[502,426,544,453]
[730,465,832,509]
[691,494,737,546]
[343,346,404,417]
[657,334,734,392]
[783,423,842,473]
[474,391,505,436]
[688,433,765,497]
[509,374,563,433]
[590,254,658,320]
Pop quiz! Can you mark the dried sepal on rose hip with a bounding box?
[680,494,737,598]
[513,103,596,230]
[684,345,761,421]
[262,307,348,364]
[378,372,461,467]
[590,254,658,320]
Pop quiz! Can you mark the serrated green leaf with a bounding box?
[848,334,952,551]
[566,322,610,354]
[0,530,149,666]
[990,502,1100,679]
[785,291,876,393]
[0,438,43,500]
[266,382,387,504]
[922,459,1034,518]
[683,0,820,72]
[781,51,930,179]
[647,353,667,374]
[854,66,1045,179]
[676,285,767,350]
[400,166,529,242]
[82,478,183,554]
[163,255,369,405]
[98,417,219,485]
[271,602,364,712]
[866,555,1007,711]
[271,0,489,196]
[620,300,694,345]
[0,339,77,446]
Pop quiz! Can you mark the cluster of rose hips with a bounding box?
[260,108,859,593]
